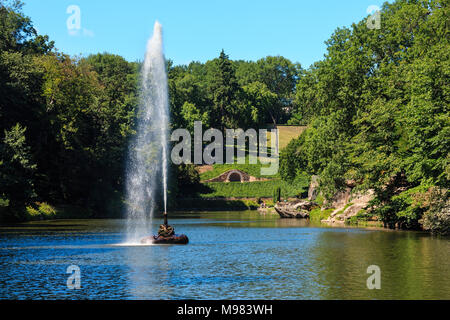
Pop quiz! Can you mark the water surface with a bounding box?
[0,211,449,300]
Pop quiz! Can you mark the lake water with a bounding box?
[0,211,449,300]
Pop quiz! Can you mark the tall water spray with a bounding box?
[125,21,170,243]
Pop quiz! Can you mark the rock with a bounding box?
[323,189,375,224]
[274,200,317,219]
[308,175,320,201]
[292,200,317,211]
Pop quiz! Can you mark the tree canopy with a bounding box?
[0,0,448,232]
[280,0,449,230]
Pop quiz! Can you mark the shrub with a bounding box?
[26,205,41,220]
[374,184,430,229]
[346,209,369,225]
[25,202,56,220]
[177,164,200,187]
[38,202,56,218]
[418,187,450,236]
[273,186,281,203]
[310,208,334,222]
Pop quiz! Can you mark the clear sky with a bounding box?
[23,0,387,68]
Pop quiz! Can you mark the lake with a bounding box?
[0,211,449,300]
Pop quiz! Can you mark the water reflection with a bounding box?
[124,245,174,299]
[0,213,449,300]
[310,230,450,299]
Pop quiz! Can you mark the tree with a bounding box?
[0,124,36,210]
[180,102,209,133]
[209,50,241,130]
[0,0,53,54]
[243,81,278,126]
[282,0,449,229]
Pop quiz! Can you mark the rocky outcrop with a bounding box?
[322,189,375,225]
[308,175,320,201]
[275,200,318,219]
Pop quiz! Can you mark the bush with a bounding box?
[38,202,56,218]
[26,205,41,220]
[346,209,370,225]
[418,187,450,236]
[373,184,429,230]
[25,202,56,220]
[310,208,334,222]
[273,186,281,203]
[177,164,200,187]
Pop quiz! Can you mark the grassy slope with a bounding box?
[194,126,308,199]
[200,126,306,181]
[200,160,275,180]
[268,125,307,150]
[196,178,309,199]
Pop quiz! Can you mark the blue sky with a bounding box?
[23,0,386,68]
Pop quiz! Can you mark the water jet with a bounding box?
[125,21,188,245]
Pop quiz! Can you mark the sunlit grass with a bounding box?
[197,179,309,199]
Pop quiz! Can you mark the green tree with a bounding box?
[0,124,36,210]
[209,50,241,130]
[180,102,209,133]
[282,0,449,229]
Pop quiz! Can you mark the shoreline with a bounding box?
[0,214,433,236]
[0,199,441,235]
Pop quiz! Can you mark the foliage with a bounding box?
[280,0,449,230]
[418,187,450,235]
[26,202,56,220]
[0,124,36,209]
[168,53,301,131]
[0,1,140,219]
[309,208,334,222]
[176,164,200,188]
[25,205,39,219]
[1,0,448,234]
[273,186,281,203]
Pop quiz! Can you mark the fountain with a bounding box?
[124,21,188,245]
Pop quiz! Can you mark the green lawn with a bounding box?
[195,179,309,199]
[200,126,306,181]
[200,160,277,180]
[268,125,306,150]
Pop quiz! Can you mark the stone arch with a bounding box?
[227,170,243,182]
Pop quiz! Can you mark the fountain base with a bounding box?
[140,224,189,245]
[141,234,189,245]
